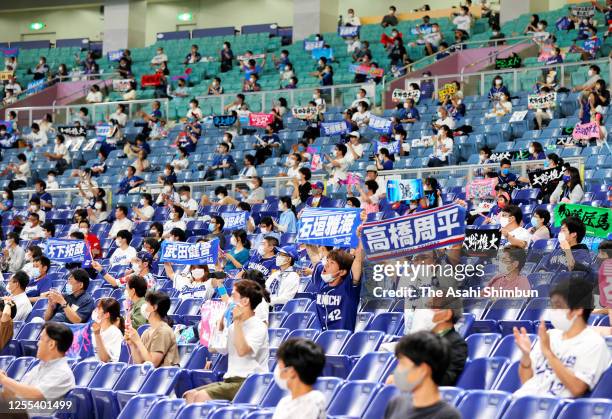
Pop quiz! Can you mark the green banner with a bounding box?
[553,203,612,238]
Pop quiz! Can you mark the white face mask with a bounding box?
[495,80,502,86]
[547,309,576,332]
[216,194,224,200]
[131,262,141,274]
[191,268,205,279]
[79,228,88,235]
[2,192,7,199]
[230,236,238,247]
[164,186,172,193]
[276,255,290,267]
[48,176,55,182]
[588,70,594,77]
[95,202,103,210]
[258,244,266,256]
[437,111,443,118]
[273,365,289,391]
[141,303,151,320]
[180,195,188,202]
[321,272,335,283]
[558,232,567,242]
[410,308,438,332]
[499,216,510,228]
[30,205,38,212]
[91,309,101,324]
[394,134,402,141]
[140,198,146,206]
[529,146,535,154]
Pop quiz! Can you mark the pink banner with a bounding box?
[340,172,362,186]
[466,178,497,200]
[572,122,599,140]
[248,112,274,128]
[599,259,612,308]
[311,154,322,171]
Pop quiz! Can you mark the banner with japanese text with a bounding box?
[321,120,350,136]
[462,228,501,257]
[304,40,324,51]
[528,167,564,188]
[376,140,400,155]
[495,54,521,70]
[44,239,91,264]
[553,203,611,238]
[527,92,556,110]
[361,203,466,261]
[349,64,384,78]
[58,126,87,138]
[392,89,420,103]
[292,106,318,120]
[338,26,360,38]
[572,122,599,140]
[213,115,237,127]
[112,79,132,92]
[160,238,219,265]
[368,115,392,134]
[297,207,362,247]
[221,211,247,231]
[248,112,274,128]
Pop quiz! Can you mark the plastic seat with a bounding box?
[456,357,509,390]
[176,402,226,419]
[286,329,320,341]
[6,356,36,380]
[115,366,180,409]
[483,299,526,321]
[490,334,537,363]
[117,395,160,419]
[354,312,374,332]
[281,298,312,314]
[71,360,101,386]
[144,398,186,419]
[346,352,394,382]
[268,311,288,329]
[590,366,612,398]
[466,333,502,360]
[360,298,395,315]
[268,328,289,348]
[556,399,612,419]
[327,380,381,419]
[280,312,315,330]
[314,330,351,355]
[500,395,565,419]
[362,385,400,419]
[232,373,273,405]
[324,331,384,378]
[492,361,521,393]
[457,390,512,419]
[209,406,255,419]
[365,312,404,335]
[440,386,467,406]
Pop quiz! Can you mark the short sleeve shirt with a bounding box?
[141,322,180,366]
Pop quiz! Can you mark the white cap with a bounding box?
[349,131,361,138]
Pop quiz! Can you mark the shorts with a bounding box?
[194,376,246,400]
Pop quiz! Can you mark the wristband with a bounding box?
[217,286,228,297]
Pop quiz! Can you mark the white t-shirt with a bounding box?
[273,390,327,419]
[86,91,103,103]
[351,111,371,127]
[110,112,128,127]
[436,116,456,130]
[180,198,199,221]
[453,15,472,32]
[223,316,269,378]
[514,327,610,398]
[433,137,454,160]
[12,292,33,322]
[109,246,137,266]
[164,219,187,234]
[108,218,133,239]
[255,300,270,324]
[20,223,45,240]
[138,205,155,221]
[506,226,531,247]
[346,143,364,162]
[265,269,300,306]
[171,158,189,172]
[92,325,123,362]
[15,162,30,182]
[54,143,71,163]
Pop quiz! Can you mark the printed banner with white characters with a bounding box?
[221,211,247,231]
[297,207,362,247]
[160,238,219,265]
[321,121,350,136]
[44,239,92,264]
[368,114,393,134]
[361,203,466,261]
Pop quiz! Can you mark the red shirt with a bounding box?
[85,233,101,259]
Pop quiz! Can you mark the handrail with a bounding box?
[7,97,170,127]
[459,36,535,75]
[382,34,536,89]
[195,81,373,113]
[9,158,585,205]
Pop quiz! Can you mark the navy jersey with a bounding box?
[242,253,278,278]
[311,262,359,331]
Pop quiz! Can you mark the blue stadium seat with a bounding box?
[280,312,315,330]
[286,329,320,341]
[493,361,521,393]
[500,395,566,419]
[324,331,384,378]
[362,385,400,419]
[268,328,289,348]
[457,390,512,419]
[314,330,351,355]
[144,399,186,419]
[365,312,404,335]
[346,351,394,382]
[71,360,101,386]
[268,311,288,328]
[556,399,612,419]
[6,356,36,380]
[232,373,273,405]
[456,357,509,390]
[175,402,227,419]
[354,312,374,332]
[327,380,381,419]
[466,333,502,360]
[209,406,255,419]
[115,366,180,409]
[281,298,312,314]
[483,299,525,321]
[490,334,537,363]
[0,355,15,372]
[117,395,160,419]
[440,386,467,406]
[590,366,612,398]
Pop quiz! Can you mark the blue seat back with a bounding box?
[72,360,101,386]
[346,351,394,382]
[500,395,565,419]
[327,381,381,417]
[362,385,400,419]
[113,363,155,391]
[232,373,273,405]
[466,333,502,360]
[457,390,512,419]
[456,357,509,390]
[315,330,351,355]
[117,395,159,419]
[144,399,186,419]
[556,399,612,419]
[140,366,180,394]
[340,331,384,357]
[88,362,126,389]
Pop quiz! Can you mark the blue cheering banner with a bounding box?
[26,79,46,95]
[321,121,350,136]
[0,48,19,57]
[221,211,247,231]
[361,203,466,261]
[160,238,219,265]
[387,179,423,202]
[376,140,400,155]
[44,239,91,263]
[311,48,333,60]
[107,49,124,62]
[213,115,237,127]
[66,323,94,359]
[0,120,14,133]
[95,123,111,138]
[297,207,362,247]
[368,115,392,134]
[338,26,360,38]
[304,40,324,51]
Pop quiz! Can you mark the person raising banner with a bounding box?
[303,240,364,331]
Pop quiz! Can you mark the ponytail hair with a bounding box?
[233,228,251,250]
[97,297,125,334]
[280,196,296,215]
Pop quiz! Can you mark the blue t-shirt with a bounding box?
[25,275,52,298]
[488,86,510,101]
[50,291,95,323]
[398,107,420,121]
[382,160,394,170]
[497,172,518,191]
[320,72,333,86]
[244,65,262,79]
[311,262,359,331]
[32,192,53,211]
[211,153,235,168]
[420,81,434,100]
[242,253,278,278]
[118,175,143,194]
[279,210,297,234]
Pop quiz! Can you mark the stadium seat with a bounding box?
[346,351,394,382]
[556,399,612,419]
[490,334,537,363]
[117,395,160,419]
[280,312,315,330]
[6,356,36,380]
[268,328,289,348]
[362,385,400,419]
[209,406,255,418]
[365,312,404,335]
[466,333,502,360]
[327,380,381,419]
[324,331,384,378]
[500,395,566,419]
[457,390,512,419]
[440,387,467,406]
[493,361,521,393]
[590,366,612,398]
[314,330,351,355]
[456,357,509,390]
[232,373,273,405]
[144,398,186,419]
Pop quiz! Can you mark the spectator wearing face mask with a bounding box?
[271,338,327,419]
[175,185,199,221]
[265,245,300,306]
[44,268,94,324]
[550,166,584,204]
[274,197,297,234]
[381,6,398,28]
[164,259,218,293]
[238,236,279,280]
[487,246,531,291]
[239,176,265,204]
[488,76,510,102]
[25,256,51,303]
[163,205,187,238]
[397,98,420,123]
[513,277,610,398]
[529,208,552,242]
[91,298,124,363]
[224,229,251,271]
[123,275,148,330]
[5,271,32,322]
[206,215,227,250]
[108,230,137,266]
[108,206,133,239]
[384,332,461,419]
[499,205,531,249]
[125,291,180,367]
[2,232,24,273]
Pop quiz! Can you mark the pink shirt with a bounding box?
[487,273,531,291]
